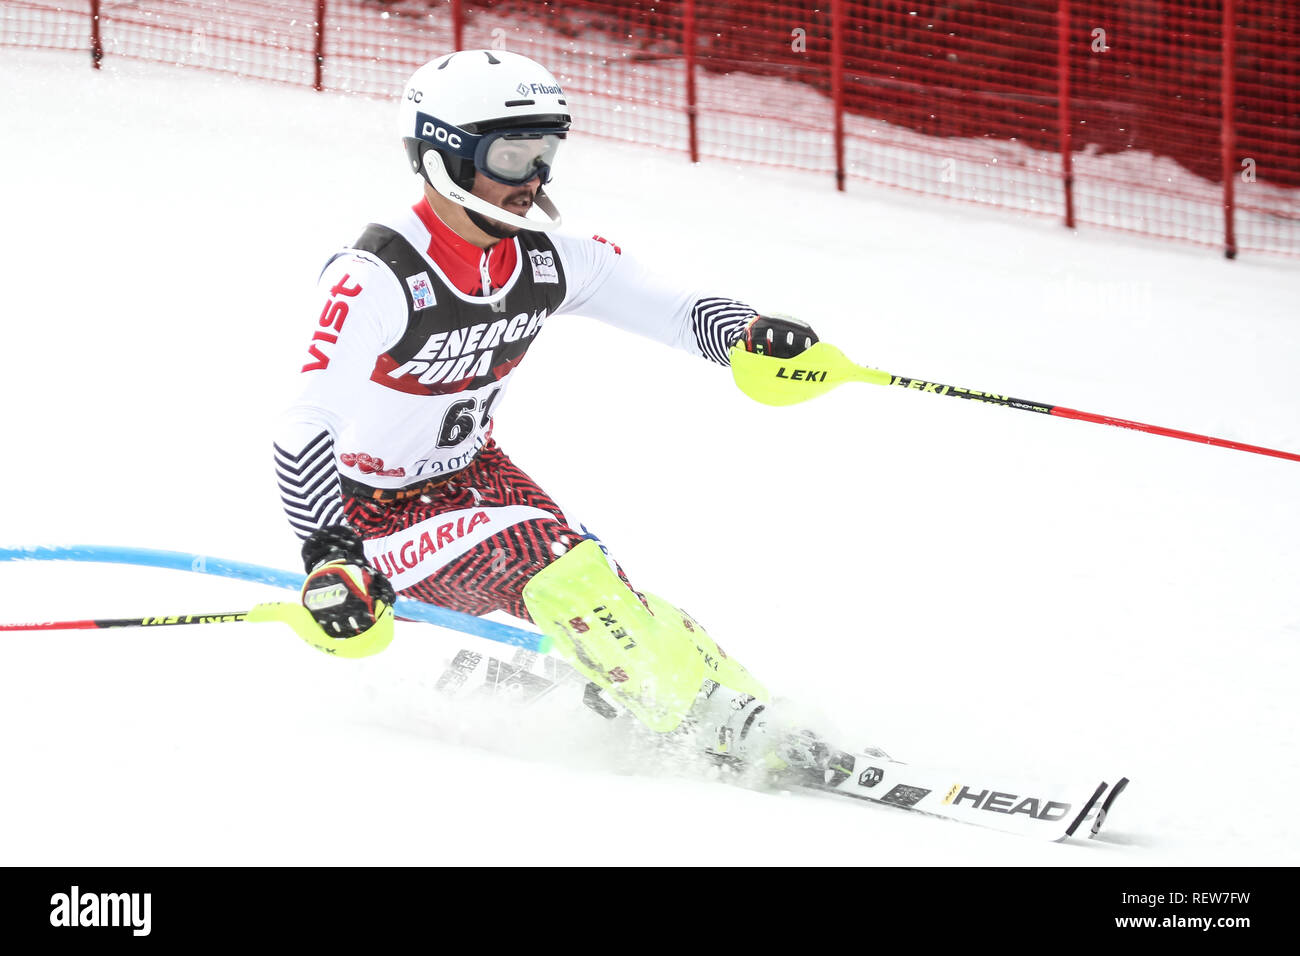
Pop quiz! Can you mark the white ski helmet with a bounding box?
[399,49,571,232]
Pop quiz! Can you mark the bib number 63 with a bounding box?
[436,387,501,448]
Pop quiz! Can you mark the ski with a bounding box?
[780,747,1120,841]
[436,648,1129,842]
[1091,776,1131,837]
[434,646,586,704]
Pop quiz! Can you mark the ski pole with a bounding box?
[730,341,1300,464]
[0,602,326,640]
[0,601,411,659]
[0,601,394,659]
[0,610,256,632]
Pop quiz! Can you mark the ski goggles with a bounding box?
[413,112,565,185]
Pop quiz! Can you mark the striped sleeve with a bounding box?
[274,428,345,540]
[690,297,756,366]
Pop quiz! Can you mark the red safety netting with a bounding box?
[459,2,693,153]
[1,0,93,53]
[1230,1,1300,256]
[2,0,1296,257]
[837,2,1065,217]
[323,1,450,96]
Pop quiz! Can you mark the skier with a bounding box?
[274,50,822,769]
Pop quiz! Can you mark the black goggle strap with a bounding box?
[411,111,481,161]
[413,113,565,156]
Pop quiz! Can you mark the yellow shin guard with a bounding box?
[522,540,767,732]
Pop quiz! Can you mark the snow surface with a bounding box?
[1,48,1298,867]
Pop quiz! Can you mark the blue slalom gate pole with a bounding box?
[0,545,543,651]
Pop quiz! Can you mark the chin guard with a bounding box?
[423,152,563,232]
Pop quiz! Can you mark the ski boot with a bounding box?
[688,680,837,783]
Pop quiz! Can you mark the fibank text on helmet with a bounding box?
[945,784,1071,821]
[520,82,563,95]
[421,121,463,149]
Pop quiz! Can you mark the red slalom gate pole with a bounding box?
[314,0,326,92]
[684,0,698,164]
[90,0,103,69]
[1221,0,1238,260]
[831,0,845,192]
[1057,0,1074,229]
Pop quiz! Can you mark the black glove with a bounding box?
[734,313,819,359]
[300,525,396,638]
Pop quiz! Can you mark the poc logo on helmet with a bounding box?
[420,121,462,149]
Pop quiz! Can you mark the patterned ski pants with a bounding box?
[342,440,610,621]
